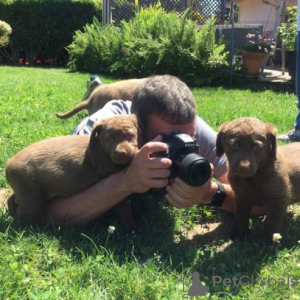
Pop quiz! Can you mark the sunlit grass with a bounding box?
[0,66,299,299]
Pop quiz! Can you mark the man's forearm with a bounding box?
[46,171,132,226]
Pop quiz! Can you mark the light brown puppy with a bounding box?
[216,117,300,243]
[5,114,140,233]
[56,78,148,119]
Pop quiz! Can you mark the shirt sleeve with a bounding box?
[71,100,132,135]
[194,116,228,179]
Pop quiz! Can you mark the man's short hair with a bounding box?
[131,75,196,128]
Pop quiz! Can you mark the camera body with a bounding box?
[154,131,211,187]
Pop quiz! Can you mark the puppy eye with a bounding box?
[105,134,114,141]
[229,141,239,150]
[127,132,135,141]
[253,144,263,152]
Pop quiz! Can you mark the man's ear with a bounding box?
[89,121,103,149]
[266,123,277,160]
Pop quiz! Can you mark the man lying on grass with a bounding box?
[32,75,267,227]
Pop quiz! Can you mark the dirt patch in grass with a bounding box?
[180,205,300,249]
[175,211,235,252]
[0,188,10,210]
[183,222,222,239]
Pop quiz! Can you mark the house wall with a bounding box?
[236,0,297,32]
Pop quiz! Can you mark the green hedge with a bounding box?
[0,0,102,65]
[67,7,229,85]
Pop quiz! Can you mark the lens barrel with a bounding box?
[176,153,211,186]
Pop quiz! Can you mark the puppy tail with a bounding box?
[55,100,89,119]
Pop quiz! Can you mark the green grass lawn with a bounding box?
[0,66,299,299]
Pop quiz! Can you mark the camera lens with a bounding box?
[177,153,211,186]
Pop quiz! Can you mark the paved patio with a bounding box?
[260,66,294,84]
[241,66,295,92]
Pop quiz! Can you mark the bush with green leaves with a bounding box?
[0,0,102,65]
[0,20,12,48]
[67,7,229,85]
[278,5,297,51]
[67,18,122,73]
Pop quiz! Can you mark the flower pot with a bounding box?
[242,52,268,76]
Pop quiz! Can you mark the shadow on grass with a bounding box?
[168,206,300,295]
[0,193,299,295]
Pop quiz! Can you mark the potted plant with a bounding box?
[241,30,272,76]
[278,6,297,81]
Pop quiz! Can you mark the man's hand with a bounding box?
[165,164,214,208]
[122,136,172,194]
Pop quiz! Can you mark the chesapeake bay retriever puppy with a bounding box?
[5,114,139,233]
[216,117,300,243]
[56,78,148,119]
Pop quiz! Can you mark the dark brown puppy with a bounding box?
[216,117,300,243]
[56,78,148,119]
[5,114,140,233]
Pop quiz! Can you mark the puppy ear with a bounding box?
[266,123,277,160]
[89,121,103,149]
[216,131,225,157]
[216,123,228,157]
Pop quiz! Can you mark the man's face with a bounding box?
[144,114,196,142]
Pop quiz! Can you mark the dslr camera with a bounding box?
[153,131,211,188]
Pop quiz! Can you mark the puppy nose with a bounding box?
[116,149,129,158]
[117,148,127,154]
[237,161,251,172]
[115,149,133,163]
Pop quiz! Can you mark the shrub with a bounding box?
[0,20,12,47]
[68,17,122,73]
[67,6,229,85]
[0,0,102,65]
[278,6,297,51]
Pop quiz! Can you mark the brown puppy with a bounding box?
[56,78,148,119]
[216,117,300,243]
[5,114,140,233]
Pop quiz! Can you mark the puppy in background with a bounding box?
[5,114,140,233]
[216,117,300,243]
[56,78,147,119]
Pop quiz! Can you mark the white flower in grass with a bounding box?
[272,233,282,243]
[107,225,116,234]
